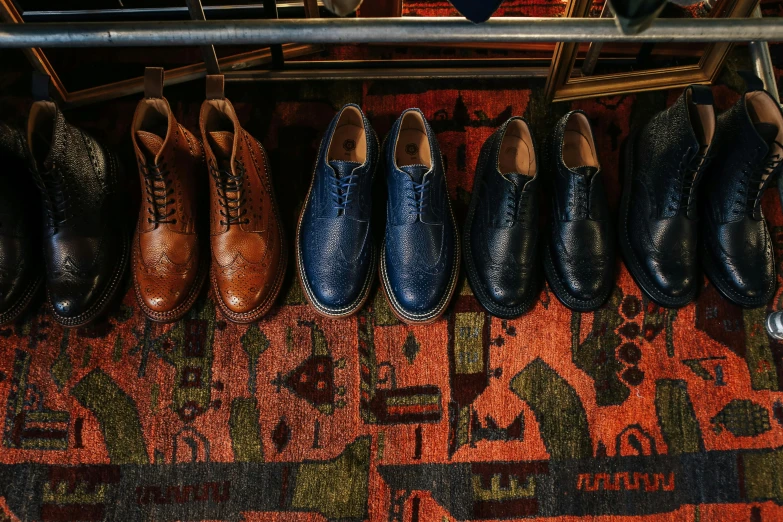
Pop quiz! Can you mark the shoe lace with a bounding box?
[406,177,431,220]
[34,161,72,228]
[738,141,783,216]
[210,160,249,226]
[503,179,529,225]
[570,174,589,219]
[141,160,176,225]
[672,146,709,214]
[330,169,358,215]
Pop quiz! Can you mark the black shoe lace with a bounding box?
[141,161,176,225]
[503,179,530,225]
[330,170,358,215]
[671,146,709,214]
[210,161,249,226]
[406,177,432,220]
[738,141,783,216]
[570,174,589,219]
[34,161,72,228]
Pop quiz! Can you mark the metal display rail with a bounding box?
[0,3,779,100]
[1,17,782,46]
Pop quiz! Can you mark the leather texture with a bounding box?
[544,111,614,312]
[131,94,207,323]
[620,86,713,308]
[0,122,42,324]
[297,104,379,317]
[27,101,129,327]
[200,95,286,323]
[700,89,781,307]
[380,108,459,324]
[464,117,540,318]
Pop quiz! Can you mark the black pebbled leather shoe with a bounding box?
[543,111,614,312]
[700,77,782,308]
[464,117,541,318]
[0,122,43,325]
[27,101,129,327]
[619,85,715,308]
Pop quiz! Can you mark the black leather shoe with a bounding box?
[27,101,129,327]
[543,111,613,312]
[619,85,715,308]
[700,78,782,308]
[464,117,541,318]
[0,122,42,325]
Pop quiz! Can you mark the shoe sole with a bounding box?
[211,137,287,324]
[379,150,461,325]
[132,245,209,323]
[50,151,130,328]
[618,128,697,309]
[462,133,538,319]
[700,233,775,308]
[295,132,378,319]
[0,274,43,326]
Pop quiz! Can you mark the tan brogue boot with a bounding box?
[199,75,287,323]
[131,67,207,322]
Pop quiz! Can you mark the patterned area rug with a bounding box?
[2,48,783,521]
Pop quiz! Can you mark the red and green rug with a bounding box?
[2,35,783,522]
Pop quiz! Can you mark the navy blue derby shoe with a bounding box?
[463,117,541,318]
[380,108,460,324]
[297,104,379,317]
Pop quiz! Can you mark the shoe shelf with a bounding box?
[0,0,778,104]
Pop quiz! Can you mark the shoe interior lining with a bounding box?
[133,98,170,139]
[686,88,715,149]
[747,91,783,187]
[28,101,57,170]
[498,119,535,176]
[562,112,598,169]
[201,100,237,162]
[395,111,432,169]
[327,106,366,164]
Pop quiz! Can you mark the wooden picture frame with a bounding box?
[544,0,761,102]
[0,0,321,106]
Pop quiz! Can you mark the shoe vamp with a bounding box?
[212,229,269,266]
[643,215,697,262]
[139,227,197,267]
[484,224,533,266]
[388,222,444,271]
[716,218,769,259]
[555,220,608,259]
[312,218,369,265]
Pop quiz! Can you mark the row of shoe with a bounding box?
[0,70,286,327]
[1,71,780,327]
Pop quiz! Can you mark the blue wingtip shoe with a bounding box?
[463,117,542,318]
[380,108,460,324]
[297,104,379,317]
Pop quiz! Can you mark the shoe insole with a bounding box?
[396,128,431,168]
[328,123,366,163]
[498,134,532,175]
[563,131,594,168]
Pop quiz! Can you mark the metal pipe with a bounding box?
[1,17,783,48]
[749,6,780,103]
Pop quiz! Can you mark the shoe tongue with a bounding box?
[503,172,533,187]
[136,130,164,160]
[400,164,429,182]
[208,131,235,168]
[755,122,778,148]
[329,160,362,178]
[571,165,599,180]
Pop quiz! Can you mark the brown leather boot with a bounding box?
[131,68,207,323]
[199,75,287,323]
